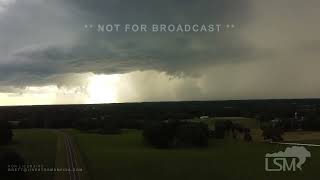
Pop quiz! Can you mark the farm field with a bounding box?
[73,129,320,180]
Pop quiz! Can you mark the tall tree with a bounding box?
[0,120,13,145]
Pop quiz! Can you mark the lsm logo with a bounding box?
[265,146,311,172]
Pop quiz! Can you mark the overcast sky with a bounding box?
[0,0,320,105]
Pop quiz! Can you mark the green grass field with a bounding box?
[1,121,319,180]
[73,129,320,180]
[0,129,64,180]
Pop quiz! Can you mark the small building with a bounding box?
[200,116,209,119]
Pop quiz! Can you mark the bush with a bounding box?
[224,120,233,132]
[175,122,208,147]
[214,121,226,139]
[143,122,176,148]
[143,121,209,148]
[243,128,252,142]
[233,123,244,133]
[100,120,121,134]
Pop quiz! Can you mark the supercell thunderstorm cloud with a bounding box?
[0,0,320,105]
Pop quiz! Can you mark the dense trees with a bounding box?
[213,120,252,141]
[303,112,320,130]
[0,150,25,180]
[0,120,13,145]
[143,121,209,148]
[1,99,319,130]
[0,121,24,180]
[74,118,121,134]
[143,122,176,148]
[175,122,209,147]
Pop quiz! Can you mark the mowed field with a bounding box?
[73,129,320,180]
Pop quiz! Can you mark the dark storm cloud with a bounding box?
[0,0,253,86]
[1,0,320,104]
[65,0,251,24]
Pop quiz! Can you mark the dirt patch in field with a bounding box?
[283,131,320,142]
[251,129,264,142]
[249,129,320,142]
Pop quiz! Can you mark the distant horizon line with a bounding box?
[1,97,320,108]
